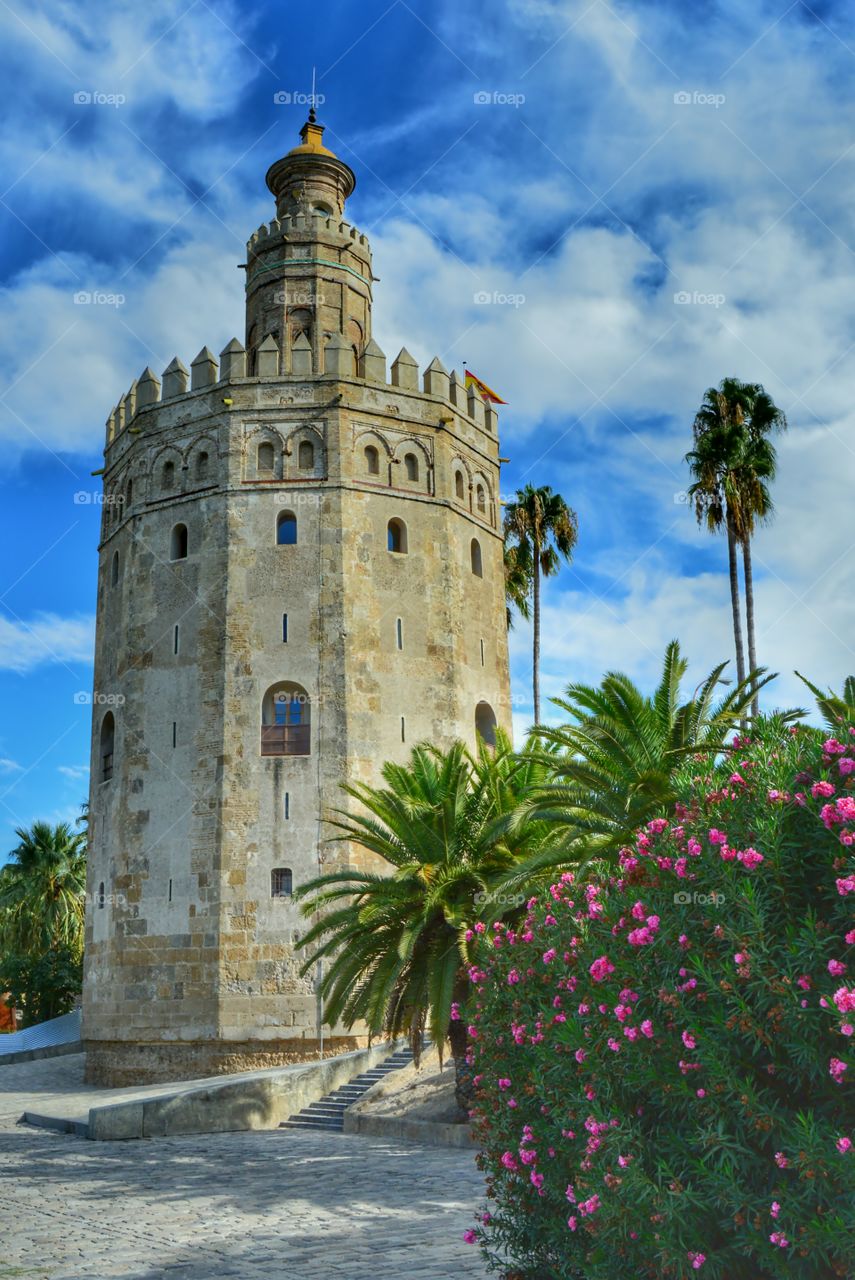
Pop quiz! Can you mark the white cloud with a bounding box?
[0,613,95,674]
[58,764,90,780]
[0,758,23,773]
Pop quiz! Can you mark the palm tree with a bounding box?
[295,734,547,1110]
[502,641,779,891]
[796,671,855,730]
[503,540,532,629]
[504,485,578,723]
[686,379,786,716]
[0,821,87,958]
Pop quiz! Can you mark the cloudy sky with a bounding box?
[0,0,852,854]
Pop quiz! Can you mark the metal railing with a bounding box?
[261,723,310,756]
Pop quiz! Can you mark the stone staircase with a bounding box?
[279,1044,416,1133]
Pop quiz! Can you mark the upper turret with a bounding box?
[245,111,372,377]
[264,109,356,220]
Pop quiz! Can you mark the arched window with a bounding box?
[110,551,119,587]
[196,451,209,481]
[455,470,465,501]
[162,460,175,490]
[364,445,380,475]
[470,539,483,577]
[170,523,188,560]
[277,510,297,545]
[404,452,419,482]
[271,867,293,897]
[100,712,115,782]
[261,682,311,756]
[475,701,497,749]
[298,440,315,470]
[476,483,487,515]
[258,441,275,473]
[387,518,407,554]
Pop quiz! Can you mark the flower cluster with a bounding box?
[463,719,854,1280]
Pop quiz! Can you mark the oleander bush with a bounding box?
[465,717,855,1280]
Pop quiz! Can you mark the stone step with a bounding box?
[279,1042,426,1134]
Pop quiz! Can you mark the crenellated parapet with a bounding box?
[247,213,371,255]
[104,334,499,451]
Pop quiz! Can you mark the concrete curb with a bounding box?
[344,1109,473,1149]
[82,1040,404,1141]
[0,1041,82,1067]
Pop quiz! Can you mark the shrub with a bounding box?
[465,718,854,1279]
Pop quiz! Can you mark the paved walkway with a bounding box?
[0,1058,491,1280]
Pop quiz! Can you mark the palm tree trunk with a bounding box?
[742,536,759,718]
[532,548,541,724]
[726,518,746,690]
[448,1003,474,1116]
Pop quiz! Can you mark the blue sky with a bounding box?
[1,0,853,857]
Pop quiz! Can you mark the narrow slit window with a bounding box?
[401,716,406,743]
[282,613,288,643]
[284,792,290,820]
[480,638,485,667]
[173,624,179,655]
[168,878,173,903]
[172,721,177,749]
[396,618,403,650]
[97,882,105,909]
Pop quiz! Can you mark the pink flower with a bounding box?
[837,987,855,1013]
[828,959,847,977]
[542,948,557,964]
[770,1201,780,1219]
[473,921,486,934]
[498,1078,511,1090]
[845,930,855,945]
[770,1232,789,1249]
[774,1151,788,1168]
[530,1171,544,1190]
[500,1151,517,1170]
[682,1030,697,1050]
[687,1253,706,1270]
[836,1137,852,1154]
[736,846,764,869]
[628,926,656,946]
[617,1154,633,1167]
[708,828,727,845]
[839,758,855,775]
[463,1228,478,1244]
[796,975,811,990]
[589,955,615,983]
[574,1048,587,1064]
[829,1057,848,1084]
[567,1215,578,1231]
[812,780,835,798]
[734,952,749,966]
[507,969,521,985]
[824,738,846,755]
[640,1019,654,1038]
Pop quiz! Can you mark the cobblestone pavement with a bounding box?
[1,1105,491,1280]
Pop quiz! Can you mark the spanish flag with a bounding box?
[464,369,507,404]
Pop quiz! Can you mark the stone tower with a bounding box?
[83,113,511,1086]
